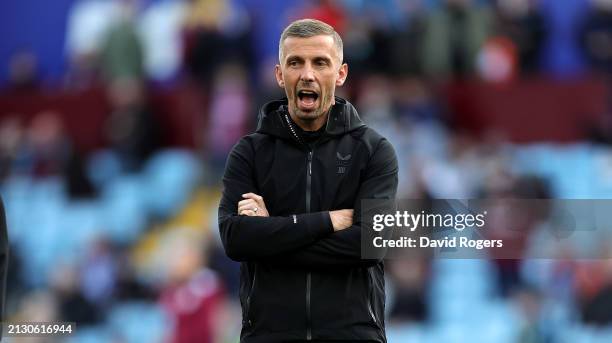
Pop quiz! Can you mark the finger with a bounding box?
[238,199,256,210]
[242,193,259,199]
[238,200,258,213]
[240,209,256,216]
[243,193,264,205]
[238,205,259,213]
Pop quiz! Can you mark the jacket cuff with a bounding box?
[296,212,334,240]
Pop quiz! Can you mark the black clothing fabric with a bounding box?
[0,197,8,340]
[288,113,327,147]
[218,97,398,343]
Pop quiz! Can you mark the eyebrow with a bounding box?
[285,55,333,64]
[286,56,303,63]
[313,56,332,64]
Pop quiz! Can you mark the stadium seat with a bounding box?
[106,301,170,343]
[101,175,147,244]
[142,149,201,218]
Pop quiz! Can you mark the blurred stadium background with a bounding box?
[2,0,612,342]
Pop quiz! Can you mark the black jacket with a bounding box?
[0,197,8,341]
[218,97,398,343]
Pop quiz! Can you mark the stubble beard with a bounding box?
[289,90,334,124]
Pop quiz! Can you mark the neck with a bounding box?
[290,110,330,132]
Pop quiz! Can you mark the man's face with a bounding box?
[275,35,348,126]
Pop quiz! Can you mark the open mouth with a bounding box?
[297,90,319,110]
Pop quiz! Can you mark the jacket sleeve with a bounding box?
[218,137,334,262]
[263,138,398,269]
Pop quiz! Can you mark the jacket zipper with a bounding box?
[284,113,314,340]
[306,149,313,340]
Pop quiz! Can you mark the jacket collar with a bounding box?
[256,96,365,139]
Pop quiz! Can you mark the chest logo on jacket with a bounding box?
[336,152,352,174]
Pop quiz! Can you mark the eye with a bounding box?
[288,60,299,67]
[316,60,328,67]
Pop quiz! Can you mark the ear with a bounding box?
[336,63,348,87]
[275,65,284,88]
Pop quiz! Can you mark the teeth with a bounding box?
[298,90,317,97]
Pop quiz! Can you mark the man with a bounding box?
[218,19,398,343]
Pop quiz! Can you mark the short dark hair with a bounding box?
[278,19,343,63]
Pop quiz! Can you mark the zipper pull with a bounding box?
[308,151,313,175]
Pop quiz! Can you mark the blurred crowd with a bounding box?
[2,0,612,342]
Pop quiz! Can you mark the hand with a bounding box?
[329,209,353,232]
[238,193,269,217]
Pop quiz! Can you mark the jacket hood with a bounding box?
[256,97,365,139]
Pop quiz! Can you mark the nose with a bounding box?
[300,63,315,83]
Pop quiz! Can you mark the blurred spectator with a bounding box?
[138,0,188,82]
[290,0,347,34]
[99,0,145,82]
[3,110,97,198]
[6,51,40,93]
[477,35,519,82]
[357,74,395,129]
[576,248,612,325]
[342,0,410,30]
[24,111,72,178]
[50,264,101,325]
[538,0,590,76]
[339,5,402,77]
[582,0,612,146]
[104,77,162,172]
[581,0,612,74]
[582,282,612,325]
[64,52,101,90]
[387,1,427,76]
[421,0,493,78]
[182,0,252,87]
[64,0,122,89]
[9,292,62,343]
[65,150,98,199]
[114,250,158,301]
[5,244,25,317]
[463,150,542,296]
[387,257,429,323]
[80,237,119,310]
[419,131,486,198]
[159,232,226,343]
[485,175,551,296]
[206,63,250,174]
[65,0,121,61]
[393,77,441,123]
[512,285,553,343]
[337,19,375,78]
[492,0,545,74]
[0,116,26,181]
[12,290,60,325]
